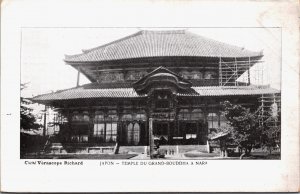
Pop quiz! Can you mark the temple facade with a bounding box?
[32,30,280,149]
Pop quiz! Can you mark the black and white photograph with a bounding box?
[21,27,281,160]
[2,0,299,192]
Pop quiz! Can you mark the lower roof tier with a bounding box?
[32,83,280,103]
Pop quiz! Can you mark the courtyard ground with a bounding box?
[130,151,280,160]
[22,150,280,160]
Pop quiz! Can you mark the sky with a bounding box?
[21,27,281,98]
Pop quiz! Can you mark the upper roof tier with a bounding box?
[64,30,263,63]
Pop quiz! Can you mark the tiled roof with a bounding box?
[64,30,262,62]
[32,84,144,101]
[179,86,280,96]
[32,83,280,102]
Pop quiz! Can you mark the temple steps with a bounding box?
[45,143,208,155]
[46,142,117,154]
[118,144,209,154]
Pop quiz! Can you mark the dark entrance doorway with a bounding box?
[153,122,169,145]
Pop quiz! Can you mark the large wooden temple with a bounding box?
[32,30,280,152]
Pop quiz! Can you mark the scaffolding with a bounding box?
[219,57,264,86]
[257,93,281,128]
[256,93,281,148]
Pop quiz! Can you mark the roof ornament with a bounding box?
[260,49,264,55]
[133,66,192,94]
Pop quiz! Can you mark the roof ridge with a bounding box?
[140,29,186,34]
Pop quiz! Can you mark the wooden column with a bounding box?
[196,121,200,145]
[149,118,154,159]
[183,122,186,141]
[218,111,221,128]
[203,103,209,143]
[67,109,72,142]
[146,96,152,146]
[175,111,179,145]
[116,103,121,144]
[43,105,47,137]
[167,122,170,144]
[88,110,93,143]
[145,118,148,145]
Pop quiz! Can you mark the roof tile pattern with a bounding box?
[65,30,262,62]
[32,84,143,101]
[32,83,279,102]
[178,86,279,96]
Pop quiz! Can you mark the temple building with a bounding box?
[32,30,280,151]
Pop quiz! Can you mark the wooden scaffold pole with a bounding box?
[76,66,81,87]
[219,57,222,86]
[248,56,251,85]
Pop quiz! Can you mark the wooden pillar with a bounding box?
[196,121,200,145]
[104,112,107,142]
[67,109,72,142]
[131,121,134,145]
[145,118,148,145]
[149,118,154,159]
[121,122,125,145]
[43,105,47,137]
[175,112,179,145]
[224,149,228,157]
[146,96,152,146]
[182,122,186,141]
[88,110,93,143]
[203,104,208,143]
[116,104,121,144]
[218,111,221,128]
[167,122,170,144]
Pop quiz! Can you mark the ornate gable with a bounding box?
[133,66,192,94]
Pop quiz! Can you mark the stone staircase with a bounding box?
[44,136,117,154]
[118,144,209,154]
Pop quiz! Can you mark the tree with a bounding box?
[21,83,42,131]
[221,101,261,157]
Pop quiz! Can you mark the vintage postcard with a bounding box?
[1,0,299,192]
[20,27,281,160]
